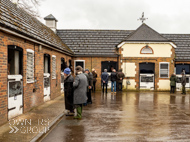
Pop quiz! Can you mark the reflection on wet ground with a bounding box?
[42,92,190,142]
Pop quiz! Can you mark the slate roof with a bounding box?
[125,23,170,42]
[0,0,73,55]
[57,30,133,57]
[162,34,190,61]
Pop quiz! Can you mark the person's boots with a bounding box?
[74,106,82,119]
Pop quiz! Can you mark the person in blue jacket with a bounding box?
[101,69,109,93]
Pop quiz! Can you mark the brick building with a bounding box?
[57,25,190,92]
[0,0,73,124]
[1,0,190,125]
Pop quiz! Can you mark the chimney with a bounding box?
[11,0,18,5]
[44,14,58,33]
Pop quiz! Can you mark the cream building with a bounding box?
[118,24,176,91]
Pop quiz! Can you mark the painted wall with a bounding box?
[157,80,170,90]
[122,43,173,58]
[121,62,136,77]
[120,42,175,91]
[123,79,136,90]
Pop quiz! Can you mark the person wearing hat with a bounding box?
[63,67,74,116]
[85,68,93,104]
[73,66,88,119]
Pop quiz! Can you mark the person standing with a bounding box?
[73,66,88,119]
[85,69,93,104]
[92,68,97,92]
[111,69,117,93]
[63,68,74,116]
[117,69,125,91]
[101,69,109,93]
[170,73,177,93]
[181,72,186,94]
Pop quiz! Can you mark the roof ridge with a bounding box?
[124,23,170,42]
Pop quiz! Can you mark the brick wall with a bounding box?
[0,31,71,125]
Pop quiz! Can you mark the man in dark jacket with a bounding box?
[111,69,117,93]
[63,68,74,116]
[101,69,109,93]
[92,68,97,92]
[117,69,125,91]
[181,72,186,94]
[73,66,88,119]
[85,69,93,104]
[170,73,177,93]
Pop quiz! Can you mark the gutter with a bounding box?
[117,41,177,48]
[0,26,74,56]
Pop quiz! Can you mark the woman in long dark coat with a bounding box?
[64,67,74,115]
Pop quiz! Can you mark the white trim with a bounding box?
[117,42,177,48]
[26,49,34,53]
[26,50,34,83]
[52,55,56,79]
[8,75,22,81]
[27,81,35,84]
[159,62,170,78]
[74,60,85,74]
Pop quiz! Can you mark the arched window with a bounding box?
[140,45,153,54]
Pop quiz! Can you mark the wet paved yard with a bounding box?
[41,92,190,142]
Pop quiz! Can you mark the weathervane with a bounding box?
[138,12,148,23]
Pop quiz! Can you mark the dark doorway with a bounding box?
[75,61,84,69]
[61,58,67,72]
[139,63,155,74]
[8,45,23,75]
[44,54,50,73]
[176,64,190,74]
[139,63,155,90]
[101,61,118,72]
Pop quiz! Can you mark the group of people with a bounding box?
[101,68,125,93]
[170,71,186,94]
[63,66,97,119]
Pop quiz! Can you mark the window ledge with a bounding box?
[27,81,35,84]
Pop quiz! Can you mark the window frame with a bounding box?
[140,46,154,54]
[74,60,85,74]
[159,62,169,78]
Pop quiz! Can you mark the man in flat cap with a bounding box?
[73,66,88,119]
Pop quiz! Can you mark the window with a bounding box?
[74,60,85,74]
[160,62,169,78]
[140,45,153,54]
[26,49,34,82]
[52,55,56,79]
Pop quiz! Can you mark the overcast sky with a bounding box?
[38,0,190,33]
